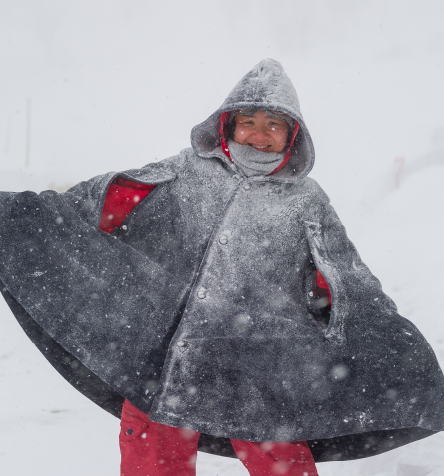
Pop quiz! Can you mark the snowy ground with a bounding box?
[1,1,444,475]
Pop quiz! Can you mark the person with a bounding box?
[1,59,444,476]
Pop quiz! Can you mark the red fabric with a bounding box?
[231,439,318,476]
[316,270,332,306]
[218,111,232,161]
[120,400,200,476]
[120,400,318,476]
[99,177,156,234]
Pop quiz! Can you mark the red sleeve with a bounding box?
[316,269,332,306]
[99,177,157,234]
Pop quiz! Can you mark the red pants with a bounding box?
[120,400,318,476]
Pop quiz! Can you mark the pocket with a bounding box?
[119,400,150,443]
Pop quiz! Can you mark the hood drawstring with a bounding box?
[217,113,299,175]
[217,112,232,161]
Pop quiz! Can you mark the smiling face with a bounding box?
[233,110,289,153]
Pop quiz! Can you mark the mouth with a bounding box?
[249,144,271,150]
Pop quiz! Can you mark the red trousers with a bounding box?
[120,400,318,476]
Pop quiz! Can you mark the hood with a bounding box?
[191,59,315,181]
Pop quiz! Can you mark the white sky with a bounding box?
[1,0,443,201]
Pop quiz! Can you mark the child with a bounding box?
[1,59,444,476]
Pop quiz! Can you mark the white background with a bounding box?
[1,1,444,474]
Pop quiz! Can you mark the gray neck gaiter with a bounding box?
[228,140,285,177]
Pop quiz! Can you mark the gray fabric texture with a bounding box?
[1,59,443,462]
[226,139,286,177]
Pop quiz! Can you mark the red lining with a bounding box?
[218,111,232,161]
[316,269,332,305]
[98,179,156,234]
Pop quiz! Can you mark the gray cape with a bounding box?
[1,59,443,462]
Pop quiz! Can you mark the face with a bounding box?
[233,110,289,153]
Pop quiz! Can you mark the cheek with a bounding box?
[272,130,288,152]
[274,131,288,144]
[234,128,248,143]
[280,135,287,144]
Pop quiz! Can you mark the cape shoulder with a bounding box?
[57,152,191,227]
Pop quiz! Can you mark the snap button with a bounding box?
[219,235,228,245]
[197,288,207,299]
[127,428,133,435]
[243,183,252,190]
[177,341,185,347]
[121,225,128,231]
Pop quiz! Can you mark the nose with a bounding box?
[251,126,270,140]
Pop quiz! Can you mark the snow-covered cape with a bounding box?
[1,59,443,462]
